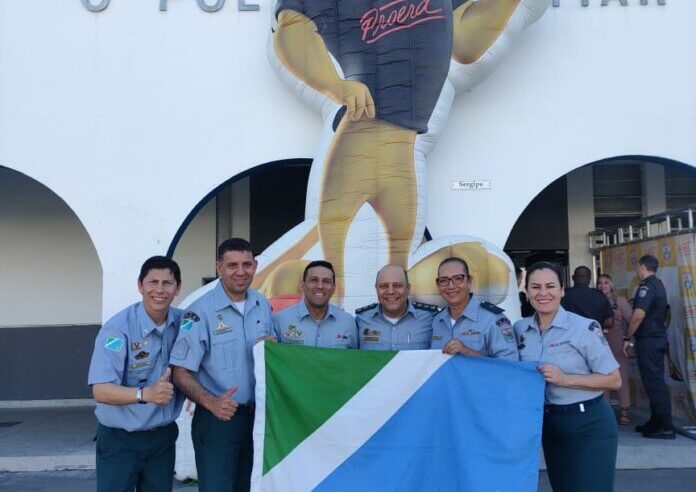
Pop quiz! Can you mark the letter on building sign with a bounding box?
[197,0,225,12]
[82,0,109,12]
[238,0,259,11]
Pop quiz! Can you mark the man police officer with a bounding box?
[171,238,274,491]
[356,264,437,350]
[562,265,614,330]
[274,260,358,348]
[623,254,674,439]
[431,257,518,360]
[88,256,184,492]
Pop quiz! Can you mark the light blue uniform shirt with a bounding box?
[169,282,272,404]
[357,301,436,351]
[513,307,619,405]
[430,295,518,360]
[88,302,184,432]
[273,300,358,348]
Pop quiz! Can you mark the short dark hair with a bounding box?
[217,238,253,260]
[525,261,564,288]
[138,256,181,286]
[438,257,470,276]
[303,260,336,282]
[639,254,659,273]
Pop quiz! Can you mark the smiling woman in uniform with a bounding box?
[513,261,621,492]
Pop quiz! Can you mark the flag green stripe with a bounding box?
[262,343,396,475]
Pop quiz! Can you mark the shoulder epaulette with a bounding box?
[182,311,200,322]
[355,303,378,314]
[413,301,440,313]
[480,301,504,315]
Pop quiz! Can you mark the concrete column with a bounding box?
[567,166,595,277]
[642,163,667,216]
[230,176,251,240]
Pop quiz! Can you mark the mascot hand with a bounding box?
[331,80,376,121]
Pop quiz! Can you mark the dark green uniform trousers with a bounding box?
[542,396,617,492]
[192,404,254,492]
[96,422,178,492]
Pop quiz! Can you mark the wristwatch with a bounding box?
[623,337,634,347]
[136,386,146,404]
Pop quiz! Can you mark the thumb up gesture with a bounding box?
[145,367,175,406]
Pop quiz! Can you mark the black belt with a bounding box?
[235,403,255,415]
[544,395,603,415]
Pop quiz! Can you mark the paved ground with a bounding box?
[1,404,695,491]
[1,469,695,492]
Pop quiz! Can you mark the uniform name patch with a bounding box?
[130,361,152,370]
[105,336,124,352]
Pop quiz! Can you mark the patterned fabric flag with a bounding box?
[252,343,544,492]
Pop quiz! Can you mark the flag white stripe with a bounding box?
[255,349,450,492]
[251,342,267,491]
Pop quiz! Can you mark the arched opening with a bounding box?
[0,166,102,401]
[504,155,696,424]
[504,156,696,280]
[168,159,312,302]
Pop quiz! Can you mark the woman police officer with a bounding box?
[514,262,621,492]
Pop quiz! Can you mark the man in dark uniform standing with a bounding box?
[623,255,674,439]
[562,266,614,330]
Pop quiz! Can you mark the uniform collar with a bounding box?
[297,299,336,321]
[376,300,415,319]
[525,306,570,332]
[438,294,478,323]
[213,281,259,313]
[136,302,176,337]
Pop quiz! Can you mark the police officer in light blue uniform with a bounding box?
[171,238,273,492]
[431,257,518,360]
[274,260,358,348]
[514,261,621,492]
[357,264,437,351]
[88,256,185,492]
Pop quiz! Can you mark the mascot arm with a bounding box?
[452,0,522,64]
[274,9,375,120]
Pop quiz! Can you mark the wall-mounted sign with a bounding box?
[451,180,491,191]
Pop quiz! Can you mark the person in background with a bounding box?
[623,254,674,439]
[514,261,621,492]
[562,265,614,331]
[516,266,534,317]
[597,273,633,425]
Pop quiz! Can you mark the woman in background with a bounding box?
[597,273,633,425]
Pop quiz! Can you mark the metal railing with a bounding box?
[588,205,696,252]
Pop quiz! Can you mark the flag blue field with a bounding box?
[252,343,544,492]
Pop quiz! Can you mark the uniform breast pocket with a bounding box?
[457,333,482,351]
[211,336,242,373]
[126,368,151,387]
[546,345,577,372]
[331,334,352,349]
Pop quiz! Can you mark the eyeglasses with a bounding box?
[435,274,468,287]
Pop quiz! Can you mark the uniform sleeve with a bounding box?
[169,310,208,372]
[87,323,127,386]
[344,314,359,349]
[577,321,619,375]
[633,283,654,312]
[488,316,519,361]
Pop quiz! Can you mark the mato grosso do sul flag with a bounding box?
[251,343,545,492]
